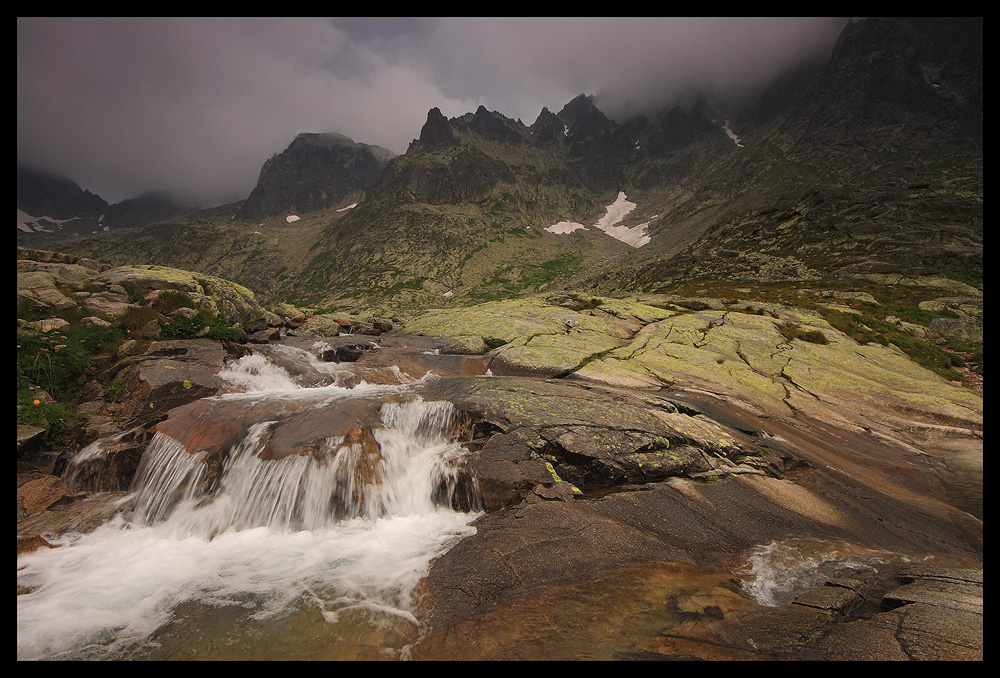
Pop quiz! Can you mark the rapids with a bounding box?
[17,344,482,660]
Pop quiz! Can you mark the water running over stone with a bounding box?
[17,345,482,660]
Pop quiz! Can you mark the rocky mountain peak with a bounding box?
[467,105,528,144]
[557,94,614,136]
[238,131,393,219]
[530,106,565,143]
[418,107,458,150]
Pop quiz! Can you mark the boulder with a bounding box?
[111,339,230,426]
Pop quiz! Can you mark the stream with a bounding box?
[17,344,482,660]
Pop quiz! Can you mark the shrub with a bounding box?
[802,330,829,345]
[104,379,125,402]
[118,306,160,335]
[778,322,828,345]
[67,321,123,354]
[205,315,246,342]
[151,289,197,314]
[17,390,84,446]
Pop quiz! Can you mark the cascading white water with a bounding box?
[17,346,481,661]
[129,399,474,534]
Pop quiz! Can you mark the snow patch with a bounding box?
[442,290,454,298]
[17,209,69,233]
[336,202,358,212]
[102,225,110,232]
[286,215,300,223]
[563,125,569,136]
[722,120,744,148]
[542,192,651,247]
[544,221,587,234]
[593,192,650,247]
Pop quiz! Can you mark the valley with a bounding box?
[17,17,982,661]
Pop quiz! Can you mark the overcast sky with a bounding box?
[17,17,847,205]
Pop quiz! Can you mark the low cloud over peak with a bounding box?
[18,17,846,206]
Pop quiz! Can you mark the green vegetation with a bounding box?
[17,327,92,401]
[118,306,159,335]
[17,392,84,446]
[150,289,196,314]
[778,322,829,345]
[104,379,125,403]
[205,314,247,343]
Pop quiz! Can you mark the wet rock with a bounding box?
[419,376,749,491]
[465,431,552,512]
[17,491,134,538]
[63,428,150,492]
[791,582,864,615]
[17,534,57,556]
[17,473,69,517]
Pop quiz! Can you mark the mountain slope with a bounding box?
[582,16,983,294]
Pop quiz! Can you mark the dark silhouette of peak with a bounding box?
[239,131,394,219]
[468,105,527,143]
[530,106,565,143]
[17,163,108,220]
[632,104,722,159]
[417,107,457,150]
[557,94,612,133]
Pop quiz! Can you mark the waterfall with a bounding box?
[128,399,477,534]
[18,346,482,661]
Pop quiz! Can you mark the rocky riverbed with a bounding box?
[17,255,982,660]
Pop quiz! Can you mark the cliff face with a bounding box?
[238,132,394,219]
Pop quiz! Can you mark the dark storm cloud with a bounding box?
[17,17,846,206]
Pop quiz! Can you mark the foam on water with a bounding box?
[739,537,907,606]
[18,349,481,660]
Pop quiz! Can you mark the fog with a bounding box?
[17,17,846,205]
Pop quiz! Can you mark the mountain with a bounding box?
[101,191,193,231]
[17,163,108,236]
[33,17,982,313]
[17,164,195,241]
[589,16,983,293]
[17,163,108,220]
[238,132,395,219]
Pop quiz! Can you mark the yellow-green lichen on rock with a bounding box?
[98,265,267,329]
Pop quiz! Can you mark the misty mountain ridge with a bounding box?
[18,17,981,314]
[238,132,395,220]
